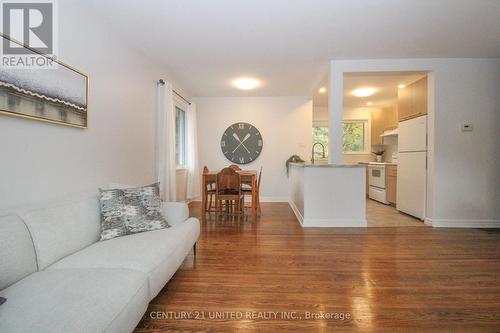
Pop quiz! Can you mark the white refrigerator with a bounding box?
[397,115,427,220]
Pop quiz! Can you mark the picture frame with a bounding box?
[0,33,89,128]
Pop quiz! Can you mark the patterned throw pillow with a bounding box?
[99,183,170,241]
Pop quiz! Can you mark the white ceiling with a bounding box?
[343,72,427,109]
[80,0,500,97]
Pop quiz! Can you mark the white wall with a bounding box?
[195,96,312,201]
[0,2,185,209]
[313,106,328,123]
[329,58,500,226]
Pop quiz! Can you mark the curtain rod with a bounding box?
[158,79,191,105]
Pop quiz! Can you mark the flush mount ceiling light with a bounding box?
[352,87,376,97]
[398,84,406,89]
[232,78,260,90]
[318,87,326,93]
[366,101,373,106]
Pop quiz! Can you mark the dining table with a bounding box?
[201,169,258,221]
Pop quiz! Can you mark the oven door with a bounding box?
[368,165,386,189]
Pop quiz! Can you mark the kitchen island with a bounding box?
[288,162,367,227]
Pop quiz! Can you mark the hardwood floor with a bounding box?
[135,202,500,332]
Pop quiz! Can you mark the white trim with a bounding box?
[260,196,289,202]
[288,201,367,227]
[288,201,304,225]
[425,218,500,228]
[343,119,370,154]
[313,120,329,127]
[302,218,367,227]
[174,94,189,110]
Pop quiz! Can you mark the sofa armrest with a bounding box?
[161,202,189,226]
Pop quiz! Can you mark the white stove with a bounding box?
[368,162,389,204]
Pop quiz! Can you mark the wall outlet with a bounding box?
[461,123,473,132]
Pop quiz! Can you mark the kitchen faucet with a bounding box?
[311,142,326,164]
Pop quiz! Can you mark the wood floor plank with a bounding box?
[134,202,500,332]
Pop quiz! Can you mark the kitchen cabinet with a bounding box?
[366,166,369,197]
[371,104,398,145]
[398,76,427,122]
[386,164,397,204]
[371,108,384,145]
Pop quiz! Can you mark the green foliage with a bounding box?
[312,123,365,156]
[342,122,364,152]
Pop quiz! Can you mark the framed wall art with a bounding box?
[0,33,89,128]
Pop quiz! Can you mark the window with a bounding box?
[312,126,329,160]
[342,121,366,153]
[175,106,186,167]
[312,120,369,157]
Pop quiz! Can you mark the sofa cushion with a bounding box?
[48,217,200,299]
[0,214,37,290]
[0,268,149,333]
[17,195,101,270]
[99,183,170,241]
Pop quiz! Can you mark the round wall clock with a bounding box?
[221,122,263,164]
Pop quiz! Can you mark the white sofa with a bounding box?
[0,192,200,333]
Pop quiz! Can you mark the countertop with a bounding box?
[359,162,398,166]
[288,162,365,168]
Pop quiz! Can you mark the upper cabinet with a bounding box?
[371,108,384,145]
[398,76,427,122]
[371,104,398,145]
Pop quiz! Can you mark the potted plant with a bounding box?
[285,155,305,176]
[372,149,385,162]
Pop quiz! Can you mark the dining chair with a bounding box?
[203,166,217,214]
[229,164,242,171]
[216,167,244,220]
[242,166,262,215]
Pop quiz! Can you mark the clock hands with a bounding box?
[232,133,251,154]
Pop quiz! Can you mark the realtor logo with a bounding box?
[1,0,57,68]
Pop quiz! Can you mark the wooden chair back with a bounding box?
[203,165,216,191]
[229,164,242,171]
[217,167,241,195]
[257,166,263,189]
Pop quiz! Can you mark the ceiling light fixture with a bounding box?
[398,84,406,89]
[232,78,260,90]
[366,101,373,106]
[318,87,326,93]
[352,87,376,97]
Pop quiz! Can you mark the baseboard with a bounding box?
[288,201,367,227]
[288,201,304,225]
[259,196,288,202]
[302,218,367,227]
[425,218,500,228]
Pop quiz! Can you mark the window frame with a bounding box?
[342,119,370,154]
[175,104,187,169]
[312,120,329,161]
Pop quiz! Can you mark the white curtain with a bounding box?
[156,80,177,201]
[186,102,200,200]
